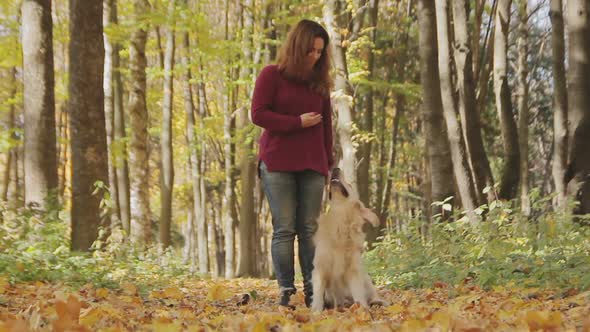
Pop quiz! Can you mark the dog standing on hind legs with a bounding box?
[311,168,386,311]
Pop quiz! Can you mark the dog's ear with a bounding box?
[353,201,380,228]
[360,206,380,228]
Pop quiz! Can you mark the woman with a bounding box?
[251,19,334,308]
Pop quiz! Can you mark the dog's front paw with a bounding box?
[311,301,324,312]
[369,298,388,307]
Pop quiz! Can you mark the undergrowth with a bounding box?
[366,193,590,291]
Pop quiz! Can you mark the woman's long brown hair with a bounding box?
[277,19,333,97]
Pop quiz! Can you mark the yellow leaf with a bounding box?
[162,287,184,300]
[79,307,103,327]
[95,288,109,299]
[401,319,427,331]
[121,282,137,296]
[525,311,562,331]
[0,276,8,295]
[149,321,182,332]
[430,310,451,330]
[385,304,404,315]
[251,321,267,332]
[0,318,28,332]
[149,290,163,299]
[207,283,231,301]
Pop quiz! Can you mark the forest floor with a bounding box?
[0,277,589,331]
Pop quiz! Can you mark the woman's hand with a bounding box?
[300,112,322,128]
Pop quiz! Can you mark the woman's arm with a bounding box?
[251,66,302,133]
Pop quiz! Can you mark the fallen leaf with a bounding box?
[207,283,231,301]
[162,287,184,300]
[95,288,109,299]
[525,311,562,331]
[121,282,138,296]
[0,276,8,295]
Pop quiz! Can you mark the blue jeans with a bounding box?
[259,161,325,297]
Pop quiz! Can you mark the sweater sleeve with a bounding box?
[251,66,302,133]
[323,97,334,169]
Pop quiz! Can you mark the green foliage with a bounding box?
[0,203,198,291]
[366,195,590,291]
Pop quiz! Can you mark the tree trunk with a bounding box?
[356,0,378,209]
[12,147,22,208]
[222,0,235,278]
[374,92,390,216]
[159,0,176,248]
[128,0,151,245]
[69,0,109,251]
[111,6,131,235]
[2,67,18,202]
[451,0,494,205]
[22,0,58,208]
[237,0,259,277]
[475,1,497,142]
[380,95,404,225]
[197,79,209,275]
[183,202,194,266]
[494,0,520,200]
[181,17,206,275]
[58,109,68,200]
[565,0,590,215]
[214,195,225,277]
[517,0,530,215]
[418,0,454,219]
[324,0,357,191]
[435,0,478,220]
[550,0,568,209]
[104,0,120,224]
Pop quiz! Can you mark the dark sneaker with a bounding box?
[304,294,313,308]
[279,289,296,309]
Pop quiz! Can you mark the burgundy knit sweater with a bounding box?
[251,65,334,176]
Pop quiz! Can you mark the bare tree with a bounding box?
[128,0,151,245]
[435,0,478,220]
[550,0,568,209]
[222,0,234,278]
[517,0,530,215]
[565,0,590,214]
[110,0,131,233]
[323,0,357,192]
[417,0,454,219]
[159,0,176,248]
[69,0,109,250]
[21,0,58,208]
[103,0,119,224]
[451,0,494,205]
[103,0,130,231]
[2,68,18,203]
[494,0,520,200]
[237,0,259,277]
[356,0,378,209]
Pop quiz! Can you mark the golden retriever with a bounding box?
[311,168,384,311]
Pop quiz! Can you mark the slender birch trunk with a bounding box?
[550,0,568,209]
[517,0,530,215]
[128,0,151,245]
[418,0,454,219]
[22,0,58,208]
[494,0,521,200]
[435,0,478,220]
[324,0,357,191]
[159,0,176,248]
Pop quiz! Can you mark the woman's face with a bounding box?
[307,37,324,69]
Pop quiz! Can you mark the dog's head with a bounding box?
[329,168,379,228]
